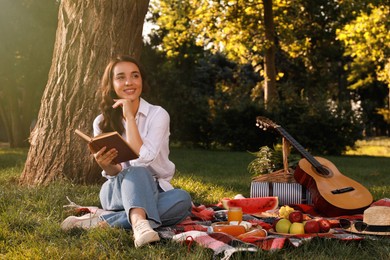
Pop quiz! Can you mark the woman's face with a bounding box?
[112,61,143,101]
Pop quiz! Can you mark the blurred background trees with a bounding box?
[1,0,388,156]
[0,0,58,147]
[142,0,388,154]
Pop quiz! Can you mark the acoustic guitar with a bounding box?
[256,116,373,217]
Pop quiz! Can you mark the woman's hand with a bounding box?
[91,145,121,176]
[112,99,136,120]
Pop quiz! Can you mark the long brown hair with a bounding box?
[98,55,149,134]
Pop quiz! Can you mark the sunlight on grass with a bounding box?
[345,137,390,157]
[370,185,390,199]
[0,166,23,184]
[171,171,235,205]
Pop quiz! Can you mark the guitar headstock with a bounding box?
[256,116,280,131]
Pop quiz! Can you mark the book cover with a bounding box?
[75,129,138,164]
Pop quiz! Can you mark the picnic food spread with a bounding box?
[61,196,389,260]
[209,197,338,238]
[172,197,389,241]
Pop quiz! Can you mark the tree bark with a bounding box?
[263,0,279,109]
[20,0,149,185]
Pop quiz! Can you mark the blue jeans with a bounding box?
[99,167,192,229]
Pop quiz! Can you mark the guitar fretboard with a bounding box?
[275,126,328,175]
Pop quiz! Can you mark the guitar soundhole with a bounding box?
[314,165,333,177]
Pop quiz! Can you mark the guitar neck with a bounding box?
[275,126,323,170]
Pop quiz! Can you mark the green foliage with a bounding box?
[142,44,266,150]
[247,146,281,175]
[148,0,389,149]
[2,0,388,151]
[152,0,266,65]
[247,145,300,176]
[337,5,390,88]
[143,41,364,154]
[336,3,390,134]
[268,96,364,155]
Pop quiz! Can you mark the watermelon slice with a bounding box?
[224,197,278,214]
[370,198,390,207]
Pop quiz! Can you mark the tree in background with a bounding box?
[20,0,149,185]
[3,0,387,158]
[0,0,58,147]
[337,4,390,134]
[147,0,371,153]
[151,0,279,108]
[143,3,267,150]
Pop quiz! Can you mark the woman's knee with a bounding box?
[174,189,192,209]
[158,189,192,225]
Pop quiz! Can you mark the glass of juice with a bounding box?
[227,207,243,222]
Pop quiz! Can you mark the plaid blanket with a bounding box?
[64,198,382,260]
[154,204,367,259]
[168,229,364,258]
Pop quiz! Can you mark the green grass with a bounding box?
[0,140,389,259]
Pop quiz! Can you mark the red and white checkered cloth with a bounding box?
[156,203,371,259]
[63,197,387,259]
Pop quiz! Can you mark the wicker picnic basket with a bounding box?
[250,138,312,205]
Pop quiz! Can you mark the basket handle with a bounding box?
[282,137,291,174]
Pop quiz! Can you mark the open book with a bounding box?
[75,129,138,164]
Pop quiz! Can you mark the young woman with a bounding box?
[88,55,191,247]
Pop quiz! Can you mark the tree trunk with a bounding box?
[20,0,150,185]
[263,0,279,109]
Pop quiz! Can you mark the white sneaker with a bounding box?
[61,213,101,230]
[133,219,160,248]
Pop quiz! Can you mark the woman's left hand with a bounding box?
[90,145,121,176]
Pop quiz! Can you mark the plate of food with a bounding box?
[268,228,335,237]
[269,218,335,237]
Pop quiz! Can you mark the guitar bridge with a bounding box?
[331,187,355,194]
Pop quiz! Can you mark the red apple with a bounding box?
[288,210,303,223]
[317,218,331,233]
[304,220,320,233]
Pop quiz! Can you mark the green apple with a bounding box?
[289,222,305,234]
[275,218,292,233]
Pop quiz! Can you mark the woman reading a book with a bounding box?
[91,55,192,247]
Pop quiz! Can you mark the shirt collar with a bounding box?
[137,98,150,118]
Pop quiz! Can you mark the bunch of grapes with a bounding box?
[278,205,294,219]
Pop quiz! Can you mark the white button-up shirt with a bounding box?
[93,98,175,191]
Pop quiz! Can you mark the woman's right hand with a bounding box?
[112,98,136,121]
[91,145,122,176]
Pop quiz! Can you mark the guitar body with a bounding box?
[294,157,373,217]
[256,116,373,217]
